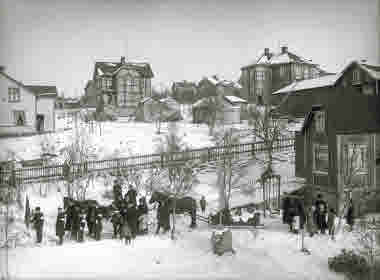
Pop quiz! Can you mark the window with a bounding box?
[255,71,265,81]
[314,111,325,134]
[8,88,20,102]
[119,78,128,106]
[280,65,286,77]
[295,65,302,80]
[343,143,368,175]
[304,68,309,79]
[13,110,26,126]
[102,78,112,90]
[352,69,361,83]
[313,144,329,173]
[128,78,138,91]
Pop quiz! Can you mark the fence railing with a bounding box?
[0,136,295,185]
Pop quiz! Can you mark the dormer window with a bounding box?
[314,110,325,134]
[352,69,361,84]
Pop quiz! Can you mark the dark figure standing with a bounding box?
[94,213,103,241]
[137,197,149,235]
[78,213,86,242]
[200,196,206,214]
[315,194,327,234]
[65,202,74,231]
[120,218,132,245]
[56,207,65,245]
[346,199,355,232]
[71,206,80,241]
[126,185,137,206]
[156,201,170,235]
[282,193,292,226]
[113,179,123,201]
[31,207,44,244]
[111,210,122,239]
[126,202,138,239]
[328,208,336,240]
[88,206,97,237]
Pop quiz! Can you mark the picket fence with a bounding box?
[0,137,294,185]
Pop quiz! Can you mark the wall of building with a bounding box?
[0,74,36,130]
[36,97,55,132]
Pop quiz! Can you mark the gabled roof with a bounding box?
[200,75,242,89]
[94,59,154,79]
[272,74,339,95]
[25,85,58,97]
[273,60,380,95]
[0,71,36,95]
[242,48,318,69]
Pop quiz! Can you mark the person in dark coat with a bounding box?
[31,206,44,243]
[65,202,74,231]
[137,197,149,234]
[78,213,86,242]
[56,207,65,245]
[126,185,137,206]
[297,200,306,230]
[94,213,103,241]
[113,179,122,200]
[328,208,337,240]
[282,193,291,225]
[71,206,80,240]
[200,196,206,214]
[126,202,138,239]
[120,218,132,245]
[111,210,122,238]
[346,199,355,231]
[156,201,170,234]
[315,194,327,233]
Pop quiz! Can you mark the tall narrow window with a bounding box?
[304,67,309,79]
[119,78,128,106]
[280,65,286,77]
[13,110,26,126]
[313,144,329,173]
[314,111,325,134]
[295,65,302,80]
[352,69,361,84]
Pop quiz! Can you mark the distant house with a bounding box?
[240,46,334,105]
[25,85,58,132]
[197,75,243,100]
[172,81,197,104]
[85,56,154,117]
[293,60,380,214]
[0,67,57,136]
[192,95,247,124]
[135,96,182,122]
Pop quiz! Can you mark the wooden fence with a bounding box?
[0,137,294,185]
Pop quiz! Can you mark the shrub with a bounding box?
[328,249,370,279]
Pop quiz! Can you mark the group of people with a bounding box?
[282,193,355,240]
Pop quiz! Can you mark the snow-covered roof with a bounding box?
[224,95,247,103]
[272,75,338,95]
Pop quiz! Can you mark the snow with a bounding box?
[269,53,292,64]
[97,68,104,75]
[272,75,339,95]
[224,96,247,104]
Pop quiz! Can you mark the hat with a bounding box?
[35,207,40,211]
[58,207,62,210]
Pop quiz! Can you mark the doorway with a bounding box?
[36,114,44,132]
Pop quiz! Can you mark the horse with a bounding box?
[149,191,197,228]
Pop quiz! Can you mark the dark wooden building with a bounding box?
[293,60,380,214]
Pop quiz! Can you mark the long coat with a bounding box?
[346,204,355,226]
[31,212,44,230]
[157,202,170,229]
[56,212,65,237]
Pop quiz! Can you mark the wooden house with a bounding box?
[293,60,380,214]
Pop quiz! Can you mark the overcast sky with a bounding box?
[0,0,379,97]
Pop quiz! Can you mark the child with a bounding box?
[120,219,132,245]
[328,208,337,241]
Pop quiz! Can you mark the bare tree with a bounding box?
[247,104,285,174]
[155,122,201,239]
[60,127,95,200]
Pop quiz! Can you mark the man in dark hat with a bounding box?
[31,206,44,244]
[56,207,65,245]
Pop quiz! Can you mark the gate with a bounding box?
[260,173,281,217]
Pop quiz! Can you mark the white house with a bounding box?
[0,67,57,136]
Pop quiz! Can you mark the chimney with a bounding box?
[121,56,125,64]
[281,46,288,54]
[264,48,270,58]
[0,65,5,72]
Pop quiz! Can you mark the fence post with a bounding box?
[161,154,164,168]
